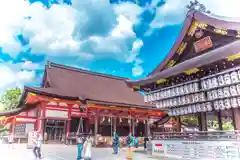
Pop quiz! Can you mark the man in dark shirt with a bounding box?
[144,137,149,151]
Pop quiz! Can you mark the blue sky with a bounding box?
[0,0,239,94]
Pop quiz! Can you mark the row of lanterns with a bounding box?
[156,92,205,109]
[213,97,240,110]
[168,96,240,116]
[144,82,199,103]
[145,67,240,111]
[168,102,212,116]
[100,116,148,124]
[207,84,240,100]
[201,68,240,90]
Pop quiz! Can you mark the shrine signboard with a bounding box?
[152,140,240,160]
[194,36,213,53]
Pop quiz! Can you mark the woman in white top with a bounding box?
[83,136,92,160]
[8,134,14,149]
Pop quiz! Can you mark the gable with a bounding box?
[162,20,239,70]
[149,10,240,76]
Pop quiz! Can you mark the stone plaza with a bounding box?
[0,144,162,160]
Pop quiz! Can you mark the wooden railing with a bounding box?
[152,130,240,140]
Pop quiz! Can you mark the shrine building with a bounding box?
[126,9,240,132]
[2,61,166,144]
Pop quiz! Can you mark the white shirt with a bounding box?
[33,135,42,147]
[37,135,43,147]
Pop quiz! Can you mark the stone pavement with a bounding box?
[0,144,166,160]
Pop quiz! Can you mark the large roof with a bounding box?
[148,9,240,76]
[25,61,154,108]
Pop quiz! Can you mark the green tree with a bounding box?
[0,88,22,110]
[222,120,234,131]
[181,115,199,125]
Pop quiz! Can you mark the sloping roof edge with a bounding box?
[22,87,157,108]
[0,102,40,117]
[126,40,240,86]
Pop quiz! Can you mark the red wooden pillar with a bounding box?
[176,116,181,132]
[10,117,16,140]
[233,108,240,130]
[85,118,89,133]
[66,104,72,138]
[37,103,45,135]
[113,117,117,132]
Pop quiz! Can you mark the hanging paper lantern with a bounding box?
[108,117,111,123]
[119,118,122,123]
[136,119,139,123]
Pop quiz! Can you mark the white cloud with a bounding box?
[0,62,36,94]
[128,39,144,77]
[132,58,144,77]
[114,2,143,24]
[126,39,143,63]
[21,61,40,70]
[0,0,144,63]
[151,0,240,28]
[0,0,147,92]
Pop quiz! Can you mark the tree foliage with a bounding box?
[187,0,211,13]
[0,88,22,110]
[181,115,234,131]
[181,115,199,125]
[222,120,234,131]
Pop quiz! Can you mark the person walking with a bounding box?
[112,131,119,154]
[8,133,14,149]
[135,136,139,149]
[143,136,149,151]
[33,132,42,160]
[126,132,134,160]
[76,136,84,160]
[83,135,92,160]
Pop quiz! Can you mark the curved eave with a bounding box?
[24,86,81,101]
[0,102,40,117]
[149,9,240,76]
[86,100,158,110]
[126,40,240,86]
[23,87,158,110]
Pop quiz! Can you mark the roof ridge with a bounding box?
[46,61,128,81]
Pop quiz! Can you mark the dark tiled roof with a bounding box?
[148,9,240,76]
[26,62,154,108]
